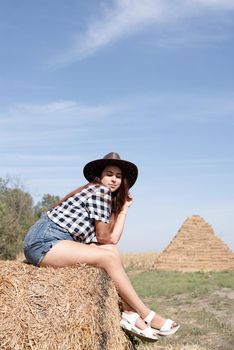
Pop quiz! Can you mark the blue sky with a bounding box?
[1,0,234,252]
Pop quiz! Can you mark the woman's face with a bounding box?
[100,165,122,192]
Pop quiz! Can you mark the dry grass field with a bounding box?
[121,252,159,270]
[122,252,234,350]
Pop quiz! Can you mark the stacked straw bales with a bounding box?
[155,215,234,272]
[0,260,132,350]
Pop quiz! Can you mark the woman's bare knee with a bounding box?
[98,244,122,262]
[98,248,121,270]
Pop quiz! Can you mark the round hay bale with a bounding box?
[0,260,131,350]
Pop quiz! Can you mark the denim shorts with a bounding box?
[23,213,75,266]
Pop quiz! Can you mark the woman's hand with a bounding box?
[96,194,133,244]
[122,193,133,211]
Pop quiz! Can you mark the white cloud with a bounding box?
[0,100,119,155]
[2,100,113,122]
[107,90,234,124]
[168,92,234,123]
[0,101,114,125]
[50,0,234,66]
[1,91,233,140]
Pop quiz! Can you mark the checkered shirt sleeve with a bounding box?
[47,184,111,243]
[86,187,111,223]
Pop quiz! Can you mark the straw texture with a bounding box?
[0,260,131,350]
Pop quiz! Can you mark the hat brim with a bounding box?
[83,158,138,188]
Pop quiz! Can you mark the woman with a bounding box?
[23,152,180,342]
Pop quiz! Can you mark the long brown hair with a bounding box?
[50,183,91,209]
[50,170,130,222]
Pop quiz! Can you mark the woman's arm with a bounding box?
[95,196,133,244]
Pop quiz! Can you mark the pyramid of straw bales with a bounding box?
[155,215,234,272]
[0,260,132,350]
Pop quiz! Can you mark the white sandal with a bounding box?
[120,312,158,342]
[144,310,180,336]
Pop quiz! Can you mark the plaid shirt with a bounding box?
[47,184,111,243]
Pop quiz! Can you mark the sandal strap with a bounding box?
[143,310,155,325]
[160,319,174,332]
[122,312,139,326]
[121,313,158,341]
[139,326,157,339]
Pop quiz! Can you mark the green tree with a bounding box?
[0,177,35,260]
[0,177,61,260]
[34,193,60,219]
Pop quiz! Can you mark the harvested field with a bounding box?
[121,252,159,271]
[129,269,234,350]
[0,260,131,350]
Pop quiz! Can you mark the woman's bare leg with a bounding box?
[40,241,174,329]
[96,244,174,329]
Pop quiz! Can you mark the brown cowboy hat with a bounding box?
[83,152,138,188]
